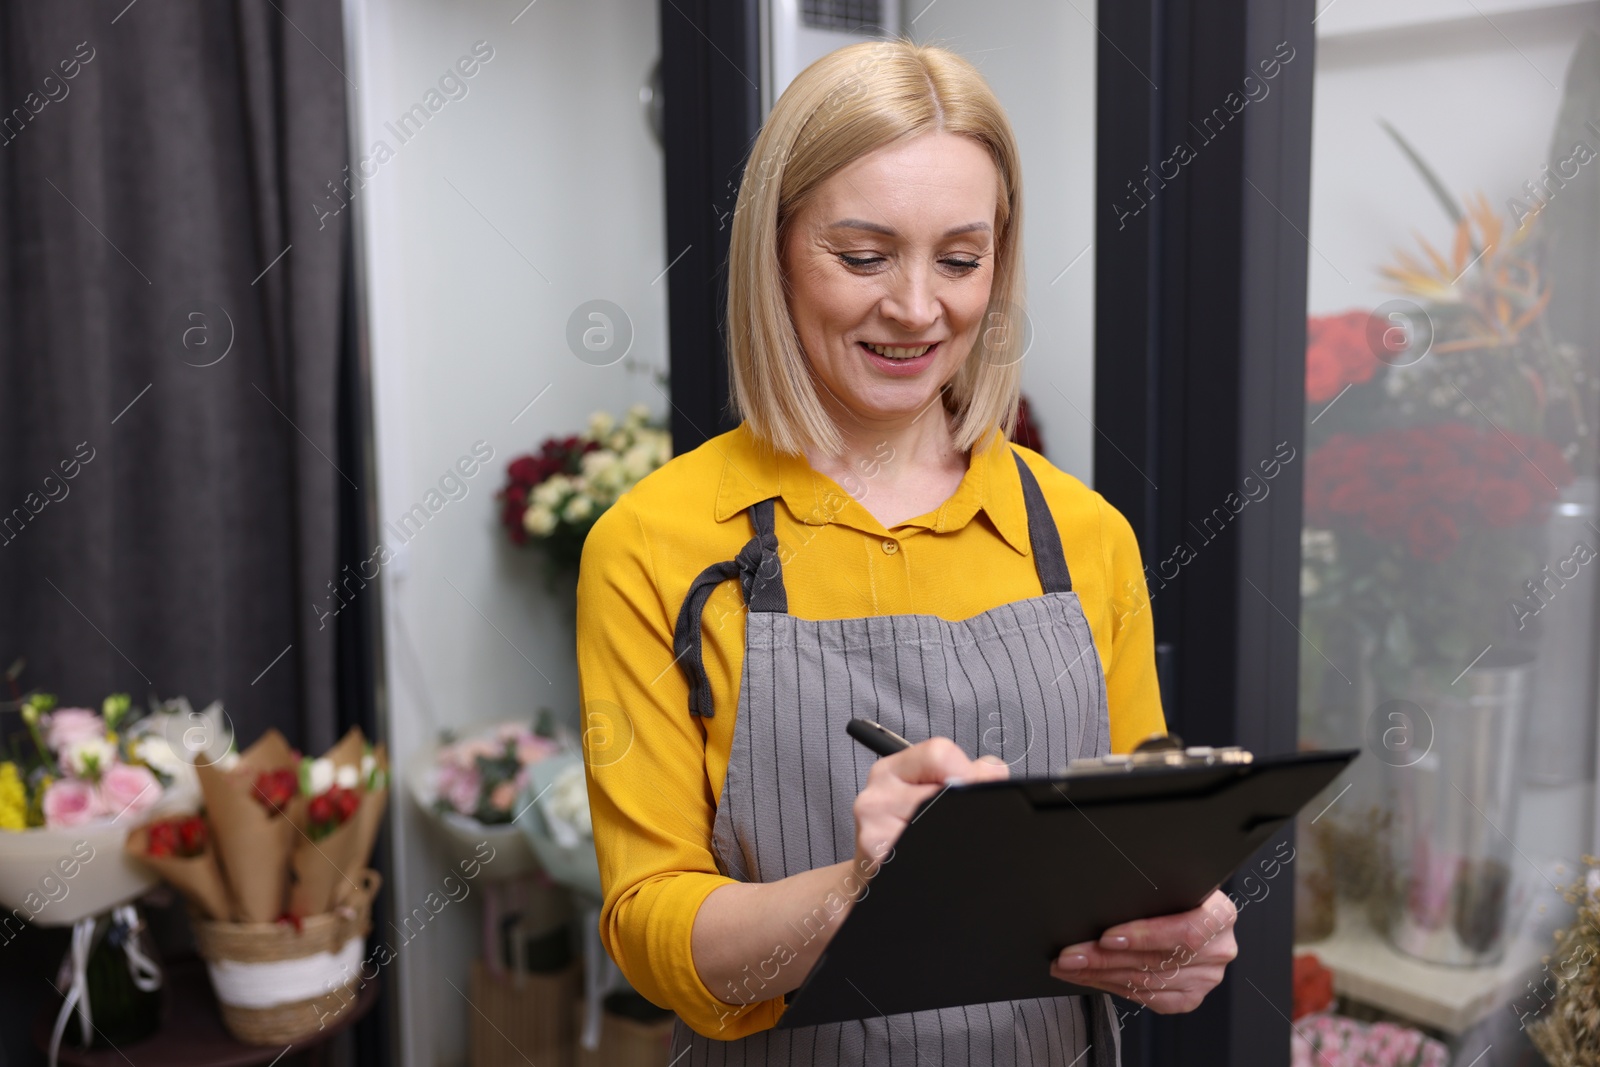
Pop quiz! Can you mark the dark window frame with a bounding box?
[1096,0,1314,1063]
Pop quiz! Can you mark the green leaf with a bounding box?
[1379,119,1468,233]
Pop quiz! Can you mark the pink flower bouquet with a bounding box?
[1290,1014,1450,1067]
[0,691,203,926]
[408,716,563,881]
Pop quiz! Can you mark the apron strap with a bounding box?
[672,498,788,718]
[1011,450,1074,594]
[1087,991,1121,1066]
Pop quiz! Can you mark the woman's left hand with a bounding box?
[1048,889,1238,1013]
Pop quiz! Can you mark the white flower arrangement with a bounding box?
[499,404,672,575]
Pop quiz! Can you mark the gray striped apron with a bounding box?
[670,449,1121,1066]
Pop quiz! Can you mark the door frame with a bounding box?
[1095,0,1315,1063]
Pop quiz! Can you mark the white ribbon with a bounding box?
[48,915,96,1067]
[113,905,163,993]
[48,908,165,1067]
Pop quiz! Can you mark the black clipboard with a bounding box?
[776,747,1358,1029]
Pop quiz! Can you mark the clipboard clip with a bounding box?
[1062,733,1254,776]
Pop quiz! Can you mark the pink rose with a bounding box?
[42,778,108,828]
[99,762,160,821]
[437,762,482,816]
[516,736,558,766]
[489,781,518,812]
[45,708,105,754]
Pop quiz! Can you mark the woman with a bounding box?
[576,39,1238,1066]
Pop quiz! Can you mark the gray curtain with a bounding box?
[0,3,360,1061]
[0,0,350,753]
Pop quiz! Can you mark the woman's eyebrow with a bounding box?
[828,218,992,238]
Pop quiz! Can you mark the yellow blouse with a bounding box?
[574,422,1166,1039]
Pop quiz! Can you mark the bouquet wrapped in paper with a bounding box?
[128,726,389,922]
[287,728,389,917]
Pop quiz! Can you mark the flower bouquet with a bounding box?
[0,692,206,928]
[1289,1015,1450,1067]
[1303,421,1572,692]
[123,725,390,1045]
[513,752,600,903]
[497,405,671,576]
[409,717,562,880]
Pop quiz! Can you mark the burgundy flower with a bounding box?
[1406,505,1460,561]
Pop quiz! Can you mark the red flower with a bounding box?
[178,816,207,854]
[306,785,361,840]
[1429,466,1478,505]
[145,815,208,859]
[1305,311,1382,405]
[1292,954,1335,1020]
[506,456,543,485]
[1474,477,1534,527]
[253,769,298,814]
[1406,505,1460,561]
[1363,492,1412,540]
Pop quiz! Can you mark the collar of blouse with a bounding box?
[710,422,1033,556]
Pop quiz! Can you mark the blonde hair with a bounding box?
[726,39,1026,458]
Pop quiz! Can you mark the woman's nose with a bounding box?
[879,264,940,332]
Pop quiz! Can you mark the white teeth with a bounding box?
[865,343,933,359]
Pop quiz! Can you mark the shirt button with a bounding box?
[882,539,899,555]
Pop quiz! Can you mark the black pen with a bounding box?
[847,717,912,757]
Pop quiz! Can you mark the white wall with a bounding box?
[903,1,1099,484]
[343,0,666,1062]
[1308,2,1600,316]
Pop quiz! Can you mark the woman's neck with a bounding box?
[803,402,973,529]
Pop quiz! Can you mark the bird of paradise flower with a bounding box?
[1379,190,1553,355]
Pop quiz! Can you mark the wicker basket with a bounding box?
[574,998,676,1067]
[468,959,581,1067]
[191,869,381,1045]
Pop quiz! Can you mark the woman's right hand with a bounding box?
[851,737,1010,881]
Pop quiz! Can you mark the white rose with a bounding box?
[134,735,185,780]
[626,403,651,425]
[64,736,117,779]
[588,411,616,438]
[523,505,557,536]
[580,450,618,479]
[621,443,655,481]
[607,431,628,451]
[335,764,359,789]
[309,757,335,796]
[563,494,595,522]
[532,476,570,509]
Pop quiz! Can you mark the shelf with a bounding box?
[1313,0,1597,39]
[1297,900,1547,1035]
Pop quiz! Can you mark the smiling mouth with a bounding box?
[860,341,938,360]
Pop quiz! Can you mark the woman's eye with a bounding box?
[838,253,884,268]
[942,258,982,272]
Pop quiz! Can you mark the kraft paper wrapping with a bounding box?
[125,824,234,921]
[332,783,388,908]
[287,811,363,918]
[196,729,300,923]
[288,729,387,918]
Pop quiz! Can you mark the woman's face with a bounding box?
[781,130,999,435]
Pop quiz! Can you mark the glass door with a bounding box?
[1294,5,1600,1064]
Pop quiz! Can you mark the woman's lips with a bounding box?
[859,340,939,375]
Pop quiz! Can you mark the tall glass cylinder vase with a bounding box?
[1383,648,1533,967]
[1521,475,1600,786]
